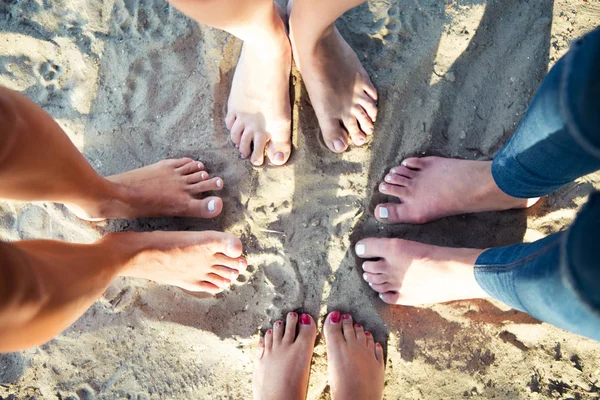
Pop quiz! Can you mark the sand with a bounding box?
[1,0,599,399]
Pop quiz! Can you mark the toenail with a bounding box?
[380,183,386,191]
[300,314,311,325]
[241,153,247,159]
[362,262,366,270]
[201,172,207,179]
[208,199,216,212]
[385,175,392,182]
[379,294,384,300]
[366,331,371,336]
[333,140,345,151]
[197,162,202,169]
[274,152,284,163]
[330,311,341,324]
[343,314,350,320]
[401,160,408,166]
[379,207,389,219]
[216,179,222,187]
[355,243,365,256]
[239,260,245,270]
[290,312,297,318]
[362,273,368,281]
[391,168,397,174]
[267,329,272,334]
[355,323,362,328]
[368,282,373,287]
[275,321,282,326]
[227,242,236,255]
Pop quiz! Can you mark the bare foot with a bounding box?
[66,158,224,221]
[106,230,247,294]
[225,4,292,166]
[355,238,489,305]
[253,312,317,400]
[324,311,384,400]
[289,2,378,153]
[375,157,540,224]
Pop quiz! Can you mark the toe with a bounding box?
[323,311,343,343]
[358,95,378,122]
[239,130,253,160]
[210,265,241,282]
[177,160,205,175]
[400,157,425,170]
[188,197,223,218]
[341,314,355,342]
[257,337,265,360]
[379,181,408,199]
[213,254,247,274]
[230,118,244,145]
[362,272,388,285]
[298,313,316,341]
[267,138,291,166]
[379,291,401,304]
[352,105,374,136]
[375,342,384,363]
[250,133,267,166]
[273,320,285,344]
[355,237,396,259]
[365,331,374,348]
[383,173,411,187]
[264,329,273,350]
[200,232,244,257]
[390,165,416,179]
[171,158,195,168]
[282,312,299,344]
[362,79,378,102]
[186,171,210,184]
[189,281,222,294]
[189,177,224,194]
[205,272,232,290]
[343,115,367,146]
[322,121,348,153]
[370,282,394,293]
[354,323,366,343]
[361,260,387,274]
[375,203,417,224]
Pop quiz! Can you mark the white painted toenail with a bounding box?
[216,179,222,187]
[379,207,389,219]
[239,260,245,270]
[363,273,368,281]
[379,294,384,300]
[380,184,386,191]
[391,168,397,174]
[356,243,366,256]
[401,161,408,167]
[227,243,235,255]
[362,262,366,270]
[208,199,216,212]
[201,172,207,179]
[369,282,373,287]
[385,175,392,182]
[197,162,202,169]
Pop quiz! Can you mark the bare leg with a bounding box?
[355,238,488,305]
[169,0,292,166]
[0,86,224,220]
[323,311,385,400]
[0,231,247,352]
[374,157,539,224]
[289,0,378,153]
[253,312,317,400]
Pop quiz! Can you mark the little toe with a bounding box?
[341,314,355,342]
[239,130,253,160]
[352,105,374,135]
[282,312,299,344]
[230,118,245,146]
[273,320,285,344]
[189,177,224,194]
[186,171,210,184]
[379,291,401,305]
[297,313,316,341]
[361,260,387,274]
[343,115,367,146]
[190,196,223,218]
[250,133,267,166]
[355,237,394,259]
[264,329,273,350]
[324,311,343,343]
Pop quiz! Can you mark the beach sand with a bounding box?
[1,0,599,398]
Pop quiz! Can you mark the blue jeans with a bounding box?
[474,27,600,340]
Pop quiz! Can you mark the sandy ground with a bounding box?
[1,0,600,399]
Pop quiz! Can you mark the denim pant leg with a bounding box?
[491,27,600,198]
[474,192,600,340]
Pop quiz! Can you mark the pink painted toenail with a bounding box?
[267,330,272,334]
[343,314,350,320]
[300,314,311,325]
[290,312,297,318]
[275,321,282,327]
[355,323,362,328]
[366,331,371,336]
[333,140,345,151]
[241,153,247,159]
[330,311,341,324]
[274,152,285,163]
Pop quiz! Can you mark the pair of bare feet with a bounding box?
[225,1,378,165]
[357,156,540,306]
[253,311,384,400]
[67,157,247,294]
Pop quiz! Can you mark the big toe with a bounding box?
[267,138,292,166]
[187,197,223,218]
[323,311,344,343]
[322,122,348,153]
